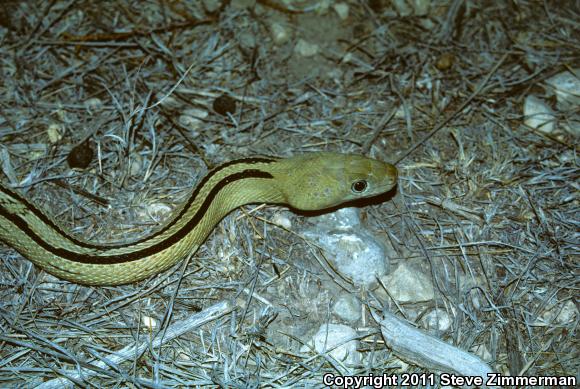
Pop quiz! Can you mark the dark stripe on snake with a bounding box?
[0,157,277,250]
[0,169,274,264]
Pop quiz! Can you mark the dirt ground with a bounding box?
[0,0,578,387]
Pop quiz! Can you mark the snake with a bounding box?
[0,152,397,285]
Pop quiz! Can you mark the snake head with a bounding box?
[274,152,398,211]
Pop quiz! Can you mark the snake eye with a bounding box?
[351,180,368,193]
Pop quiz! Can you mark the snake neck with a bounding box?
[0,158,286,284]
[0,158,284,260]
[197,167,285,227]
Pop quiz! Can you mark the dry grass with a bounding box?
[0,0,578,387]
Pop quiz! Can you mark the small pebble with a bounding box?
[294,39,319,57]
[435,53,455,71]
[213,94,237,116]
[129,154,143,177]
[141,315,158,329]
[47,123,64,144]
[378,262,434,303]
[420,308,452,332]
[136,202,173,221]
[67,141,94,169]
[333,3,349,20]
[524,95,556,134]
[333,293,361,322]
[271,213,292,229]
[545,68,580,108]
[269,22,291,45]
[301,323,360,365]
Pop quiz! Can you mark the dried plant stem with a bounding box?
[37,300,234,389]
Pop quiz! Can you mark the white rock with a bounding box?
[306,208,388,287]
[380,263,434,303]
[136,202,173,222]
[545,68,580,108]
[270,22,291,45]
[141,315,158,329]
[394,103,408,119]
[271,213,292,229]
[554,300,578,324]
[420,308,452,332]
[301,324,360,364]
[524,95,556,134]
[129,154,143,177]
[335,231,387,286]
[333,2,349,20]
[333,293,361,322]
[294,39,319,57]
[47,123,64,144]
[308,229,387,287]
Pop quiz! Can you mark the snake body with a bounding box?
[0,152,397,285]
